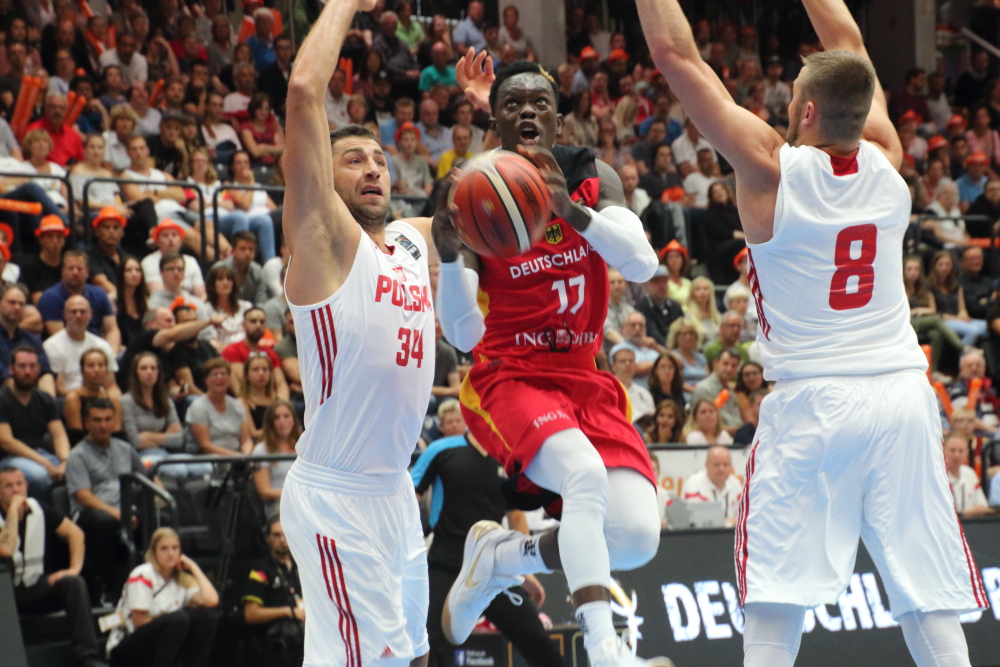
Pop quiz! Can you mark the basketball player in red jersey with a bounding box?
[433,60,667,667]
[638,1,986,666]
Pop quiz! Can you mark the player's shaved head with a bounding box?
[789,50,876,146]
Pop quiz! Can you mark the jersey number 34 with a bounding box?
[396,327,424,368]
[829,224,876,311]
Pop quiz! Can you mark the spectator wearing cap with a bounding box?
[42,294,119,396]
[945,115,968,142]
[453,0,487,55]
[609,344,655,424]
[671,118,717,178]
[391,123,433,215]
[967,106,1000,170]
[246,7,277,71]
[221,307,288,399]
[86,207,130,302]
[957,152,990,210]
[897,110,927,163]
[141,220,206,299]
[224,63,258,124]
[258,36,294,119]
[38,250,120,350]
[25,93,84,167]
[22,216,68,303]
[0,285,54,396]
[925,135,949,163]
[498,5,535,61]
[660,240,692,306]
[635,265,684,347]
[419,42,458,94]
[572,46,601,95]
[240,94,284,166]
[147,253,210,321]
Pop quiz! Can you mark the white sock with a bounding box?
[576,600,618,654]
[898,610,972,667]
[493,533,550,576]
[743,602,806,667]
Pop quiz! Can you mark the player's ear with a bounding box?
[554,112,564,138]
[488,116,498,135]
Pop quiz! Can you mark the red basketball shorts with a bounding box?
[459,353,655,510]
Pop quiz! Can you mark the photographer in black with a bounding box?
[242,516,304,663]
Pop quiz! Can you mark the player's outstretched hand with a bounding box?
[456,47,495,114]
[432,170,465,263]
[516,145,574,219]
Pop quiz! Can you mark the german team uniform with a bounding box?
[459,146,656,512]
[282,221,434,667]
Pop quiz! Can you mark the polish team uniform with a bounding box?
[459,146,655,511]
[736,140,988,616]
[282,221,434,667]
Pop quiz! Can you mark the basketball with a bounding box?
[448,150,553,258]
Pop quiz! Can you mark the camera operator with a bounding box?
[242,516,304,661]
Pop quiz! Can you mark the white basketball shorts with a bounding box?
[736,369,989,618]
[282,458,429,667]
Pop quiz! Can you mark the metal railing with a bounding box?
[210,183,285,260]
[119,471,179,567]
[912,213,997,273]
[79,176,207,256]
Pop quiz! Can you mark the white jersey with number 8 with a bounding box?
[287,220,435,474]
[746,140,927,381]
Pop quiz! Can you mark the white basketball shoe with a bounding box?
[588,635,675,667]
[442,520,524,645]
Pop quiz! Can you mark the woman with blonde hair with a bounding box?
[252,400,301,514]
[21,129,69,212]
[667,317,708,397]
[684,276,721,342]
[611,94,639,145]
[682,399,733,445]
[240,354,278,440]
[107,527,219,667]
[102,104,139,171]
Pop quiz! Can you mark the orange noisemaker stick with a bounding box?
[933,381,953,418]
[0,199,42,215]
[13,77,41,140]
[966,377,983,411]
[713,388,730,410]
[64,95,86,128]
[108,23,116,49]
[9,76,34,138]
[84,29,105,55]
[78,0,94,19]
[148,79,165,107]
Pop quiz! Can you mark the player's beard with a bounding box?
[346,199,390,234]
[786,101,804,146]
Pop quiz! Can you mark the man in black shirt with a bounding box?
[117,306,224,389]
[0,285,54,395]
[0,467,107,667]
[412,433,560,667]
[638,144,683,202]
[634,266,684,347]
[20,215,67,304]
[258,36,293,119]
[85,206,130,300]
[168,305,221,397]
[146,111,186,178]
[958,246,993,321]
[0,346,70,500]
[242,517,304,658]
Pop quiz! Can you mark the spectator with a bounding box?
[683,148,720,208]
[353,47,386,99]
[394,0,425,51]
[637,144,682,203]
[690,348,742,431]
[955,50,990,110]
[0,346,70,500]
[957,152,989,211]
[98,66,127,111]
[572,46,600,94]
[214,231,270,303]
[246,7,277,70]
[145,112,186,178]
[420,42,458,94]
[240,355,278,439]
[967,179,1000,237]
[391,123,433,212]
[926,72,951,131]
[944,433,993,517]
[0,285,54,395]
[634,266,683,347]
[668,317,708,395]
[187,358,254,457]
[926,250,985,346]
[647,353,686,409]
[38,250,118,336]
[618,164,650,218]
[63,348,122,443]
[120,136,195,237]
[50,49,77,98]
[644,399,684,444]
[322,69,350,130]
[147,253,209,320]
[609,344,654,424]
[888,67,930,125]
[141,220,206,298]
[273,310,300,399]
[380,97,416,153]
[451,99,484,154]
[374,11,420,92]
[959,246,993,322]
[42,295,118,396]
[498,4,535,61]
[682,446,742,525]
[631,118,668,177]
[99,106,137,173]
[762,56,791,124]
[670,118,716,178]
[242,516,303,656]
[560,92,598,148]
[966,106,1000,170]
[201,92,243,163]
[682,398,733,445]
[251,401,300,515]
[68,134,124,225]
[658,240,692,307]
[105,527,220,667]
[904,254,963,374]
[202,264,252,349]
[436,124,475,179]
[0,467,107,667]
[705,311,749,365]
[99,30,146,87]
[66,398,144,601]
[417,14,453,70]
[207,14,235,76]
[416,99,453,173]
[453,0,487,54]
[239,95,284,168]
[120,352,185,468]
[169,306,221,398]
[733,388,767,447]
[21,131,69,214]
[260,264,287,339]
[734,361,767,420]
[923,178,969,248]
[948,350,1000,427]
[704,182,745,278]
[126,82,160,138]
[433,317,461,402]
[224,62,258,123]
[685,276,721,343]
[25,93,84,166]
[21,216,68,304]
[593,118,631,171]
[222,307,288,398]
[223,157,279,260]
[602,267,634,348]
[86,206,129,301]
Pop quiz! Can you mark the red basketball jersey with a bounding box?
[473,146,608,362]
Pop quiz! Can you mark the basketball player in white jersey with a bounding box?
[637,1,988,666]
[281,0,435,665]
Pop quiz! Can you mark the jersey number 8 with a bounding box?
[829,224,877,311]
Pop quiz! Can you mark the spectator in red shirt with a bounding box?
[221,307,288,400]
[887,67,931,126]
[25,94,84,167]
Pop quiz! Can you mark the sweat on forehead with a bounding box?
[490,67,558,112]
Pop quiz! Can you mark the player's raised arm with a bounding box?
[283,0,374,305]
[802,0,902,169]
[635,0,783,191]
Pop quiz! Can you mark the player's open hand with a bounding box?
[516,145,574,219]
[456,47,495,114]
[431,170,465,263]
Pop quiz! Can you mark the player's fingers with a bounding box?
[516,145,558,172]
[484,55,495,79]
[473,49,487,75]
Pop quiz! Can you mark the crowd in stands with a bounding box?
[0,0,996,664]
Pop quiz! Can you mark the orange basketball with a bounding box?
[448,150,553,258]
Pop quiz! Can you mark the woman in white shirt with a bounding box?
[201,264,251,348]
[923,178,969,249]
[682,399,734,446]
[101,105,139,172]
[252,400,300,516]
[20,129,68,212]
[106,527,219,667]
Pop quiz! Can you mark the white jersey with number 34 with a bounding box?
[287,220,435,474]
[746,141,927,381]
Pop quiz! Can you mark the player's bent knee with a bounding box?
[559,460,610,515]
[606,513,660,571]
